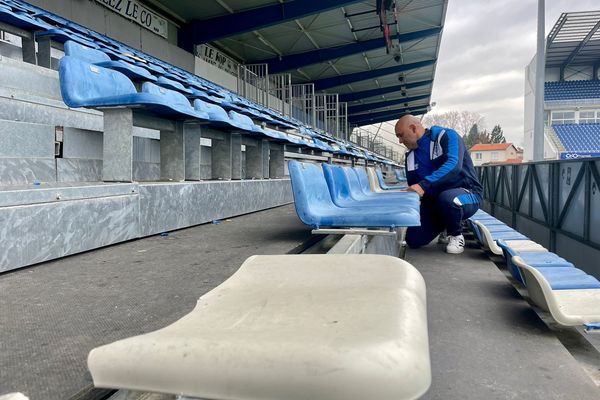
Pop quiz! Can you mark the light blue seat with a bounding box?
[64,41,157,82]
[288,161,420,229]
[394,169,408,183]
[0,7,54,30]
[322,164,419,208]
[193,99,234,128]
[535,267,600,290]
[353,168,377,194]
[36,27,97,47]
[156,76,192,94]
[136,61,165,75]
[376,169,407,189]
[312,138,335,152]
[504,249,575,284]
[59,56,207,120]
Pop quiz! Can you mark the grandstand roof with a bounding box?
[149,0,447,126]
[470,143,514,151]
[546,10,600,69]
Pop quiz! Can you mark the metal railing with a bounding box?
[291,83,316,127]
[477,158,600,278]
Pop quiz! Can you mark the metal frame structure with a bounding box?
[477,158,600,276]
[291,83,316,127]
[237,64,269,107]
[315,93,340,137]
[546,10,600,80]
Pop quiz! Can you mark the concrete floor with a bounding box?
[406,240,600,399]
[2,205,599,400]
[0,205,312,400]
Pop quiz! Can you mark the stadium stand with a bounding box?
[552,124,600,152]
[0,0,393,169]
[544,80,600,101]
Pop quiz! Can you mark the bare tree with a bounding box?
[422,110,485,135]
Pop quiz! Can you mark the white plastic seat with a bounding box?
[0,394,29,400]
[472,220,537,255]
[88,254,430,400]
[513,256,600,327]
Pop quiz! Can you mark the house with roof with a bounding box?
[469,143,521,166]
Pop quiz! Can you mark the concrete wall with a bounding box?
[0,179,293,272]
[26,0,194,72]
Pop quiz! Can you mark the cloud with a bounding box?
[360,0,600,150]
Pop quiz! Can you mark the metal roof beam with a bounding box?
[562,19,600,68]
[261,27,441,73]
[339,80,433,102]
[347,94,430,114]
[348,106,429,123]
[178,0,364,51]
[350,108,428,126]
[313,59,436,90]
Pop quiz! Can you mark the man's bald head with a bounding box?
[394,114,426,149]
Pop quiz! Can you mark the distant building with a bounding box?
[469,143,521,166]
[524,11,600,161]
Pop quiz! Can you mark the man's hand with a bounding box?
[407,183,425,197]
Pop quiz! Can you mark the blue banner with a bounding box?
[560,152,600,160]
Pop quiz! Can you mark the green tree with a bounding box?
[490,124,506,143]
[464,124,490,148]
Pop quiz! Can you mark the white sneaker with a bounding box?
[437,231,449,244]
[446,234,465,254]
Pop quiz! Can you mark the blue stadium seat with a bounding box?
[64,41,157,82]
[59,56,207,120]
[288,161,420,229]
[394,169,407,183]
[545,80,600,101]
[552,124,600,152]
[0,6,53,30]
[321,164,419,208]
[376,169,407,189]
[156,76,193,95]
[193,99,235,128]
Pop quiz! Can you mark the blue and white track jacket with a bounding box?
[405,125,483,197]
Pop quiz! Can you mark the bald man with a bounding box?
[395,114,482,254]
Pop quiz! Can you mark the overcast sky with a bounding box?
[363,0,599,150]
[428,0,599,145]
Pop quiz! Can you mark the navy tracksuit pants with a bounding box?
[406,187,481,248]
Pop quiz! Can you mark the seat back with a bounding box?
[375,168,388,187]
[58,56,136,108]
[228,110,255,130]
[322,163,352,202]
[141,82,192,110]
[341,167,366,195]
[353,167,373,194]
[64,40,110,64]
[193,99,229,121]
[288,161,336,226]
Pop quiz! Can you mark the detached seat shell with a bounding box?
[88,254,431,400]
[513,256,600,327]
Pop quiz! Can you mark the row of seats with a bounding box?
[0,0,395,165]
[545,80,600,101]
[288,161,419,230]
[552,123,600,152]
[468,210,600,331]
